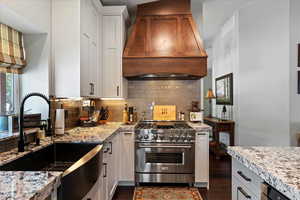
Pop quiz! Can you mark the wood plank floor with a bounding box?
[112,155,231,200]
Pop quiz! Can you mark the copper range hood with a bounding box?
[123,0,207,80]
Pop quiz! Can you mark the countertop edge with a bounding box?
[228,147,300,200]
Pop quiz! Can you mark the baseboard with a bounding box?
[194,182,209,189]
[118,181,135,186]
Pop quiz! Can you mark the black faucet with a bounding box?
[18,93,52,152]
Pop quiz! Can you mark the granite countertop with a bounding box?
[228,146,300,200]
[188,122,212,131]
[0,171,62,200]
[55,122,125,143]
[0,123,135,200]
[0,128,39,141]
[0,121,209,200]
[0,123,135,166]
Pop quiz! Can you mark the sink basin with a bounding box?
[0,142,103,200]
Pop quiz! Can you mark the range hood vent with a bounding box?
[123,0,207,80]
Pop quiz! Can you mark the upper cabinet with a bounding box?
[101,7,129,99]
[52,0,101,98]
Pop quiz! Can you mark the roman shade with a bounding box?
[0,23,26,73]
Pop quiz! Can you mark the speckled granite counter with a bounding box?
[55,122,135,143]
[0,171,62,200]
[0,121,209,200]
[228,146,300,200]
[0,122,134,200]
[0,128,39,141]
[188,122,212,132]
[0,123,135,166]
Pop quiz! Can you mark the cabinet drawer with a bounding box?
[232,159,262,194]
[232,176,259,200]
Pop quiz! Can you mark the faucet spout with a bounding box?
[18,93,52,152]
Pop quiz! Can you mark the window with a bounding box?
[0,72,19,115]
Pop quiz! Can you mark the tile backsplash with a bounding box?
[98,80,202,121]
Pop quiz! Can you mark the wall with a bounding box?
[289,0,300,146]
[98,80,202,122]
[211,15,238,121]
[0,0,52,119]
[237,0,290,146]
[210,0,291,146]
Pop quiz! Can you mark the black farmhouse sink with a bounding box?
[0,142,103,200]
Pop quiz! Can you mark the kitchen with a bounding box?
[0,0,299,200]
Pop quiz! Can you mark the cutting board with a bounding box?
[153,105,176,121]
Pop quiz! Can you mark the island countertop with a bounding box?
[228,146,300,200]
[0,171,62,200]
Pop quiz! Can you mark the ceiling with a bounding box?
[202,0,251,46]
[100,0,158,15]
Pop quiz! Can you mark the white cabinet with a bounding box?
[106,135,120,200]
[119,132,135,183]
[100,131,134,200]
[52,0,101,98]
[101,152,108,200]
[232,159,262,200]
[232,176,259,200]
[101,7,128,99]
[195,131,209,188]
[80,0,99,97]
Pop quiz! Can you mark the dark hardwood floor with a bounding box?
[112,155,231,200]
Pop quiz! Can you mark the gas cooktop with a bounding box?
[135,120,193,130]
[135,121,196,143]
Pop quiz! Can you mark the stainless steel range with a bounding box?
[135,120,196,184]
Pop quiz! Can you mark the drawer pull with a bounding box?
[124,132,133,135]
[103,163,107,178]
[237,171,251,182]
[237,187,251,199]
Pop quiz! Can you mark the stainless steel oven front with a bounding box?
[135,142,195,184]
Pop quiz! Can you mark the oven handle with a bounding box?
[137,145,192,149]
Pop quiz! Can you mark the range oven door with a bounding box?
[135,142,195,174]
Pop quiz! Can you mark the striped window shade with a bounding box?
[0,23,26,73]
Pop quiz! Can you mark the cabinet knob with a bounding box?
[117,86,120,96]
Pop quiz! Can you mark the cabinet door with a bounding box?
[89,4,99,96]
[195,132,209,185]
[232,177,258,200]
[102,16,122,98]
[89,40,98,96]
[81,0,99,97]
[119,132,135,182]
[80,32,91,97]
[107,136,119,200]
[100,162,107,200]
[107,140,114,200]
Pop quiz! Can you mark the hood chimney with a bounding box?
[123,0,207,80]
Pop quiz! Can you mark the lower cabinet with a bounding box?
[118,132,135,183]
[232,159,263,200]
[195,131,209,188]
[232,176,259,200]
[107,135,119,200]
[99,131,135,200]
